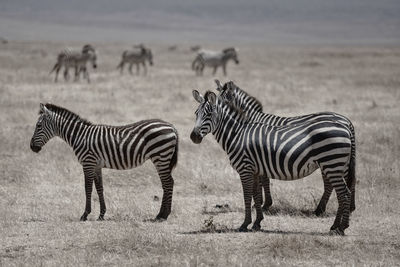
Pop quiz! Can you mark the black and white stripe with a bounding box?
[190,90,352,235]
[117,45,153,75]
[50,44,97,83]
[30,103,178,221]
[192,48,239,76]
[215,80,356,216]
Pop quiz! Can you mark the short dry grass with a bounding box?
[1,41,400,266]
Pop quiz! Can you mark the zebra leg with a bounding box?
[74,66,79,82]
[350,180,356,213]
[340,186,351,233]
[142,62,147,76]
[252,175,264,231]
[261,176,273,211]
[222,64,227,76]
[212,66,217,75]
[118,62,124,74]
[128,63,133,75]
[84,67,90,83]
[315,175,333,216]
[196,65,201,76]
[330,186,350,235]
[54,66,60,82]
[238,171,254,232]
[136,63,140,75]
[94,168,106,221]
[199,64,205,76]
[327,175,350,235]
[63,68,69,81]
[80,167,95,221]
[154,163,174,221]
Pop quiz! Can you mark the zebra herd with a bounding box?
[49,44,239,83]
[50,44,97,83]
[37,60,357,235]
[191,81,355,234]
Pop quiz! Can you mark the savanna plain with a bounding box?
[1,41,400,266]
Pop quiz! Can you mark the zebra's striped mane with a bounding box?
[227,82,263,113]
[41,104,92,126]
[223,47,236,53]
[203,91,250,124]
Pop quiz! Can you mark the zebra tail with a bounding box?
[191,55,200,70]
[49,63,59,74]
[117,51,128,69]
[348,122,356,193]
[169,128,179,170]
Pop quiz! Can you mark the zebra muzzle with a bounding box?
[190,130,203,144]
[30,141,41,153]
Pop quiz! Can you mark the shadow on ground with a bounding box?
[179,228,333,236]
[263,206,336,218]
[202,203,336,218]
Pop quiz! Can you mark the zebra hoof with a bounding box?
[314,207,325,217]
[262,204,272,212]
[329,228,344,236]
[80,215,87,221]
[238,226,248,232]
[330,223,340,231]
[251,223,261,231]
[155,213,168,222]
[97,215,104,221]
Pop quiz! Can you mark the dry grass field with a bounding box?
[0,41,400,266]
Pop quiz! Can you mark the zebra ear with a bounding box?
[192,90,205,103]
[40,103,50,115]
[215,79,223,91]
[206,92,217,105]
[226,81,235,91]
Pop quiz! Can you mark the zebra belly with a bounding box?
[100,154,147,170]
[204,60,221,67]
[268,161,319,180]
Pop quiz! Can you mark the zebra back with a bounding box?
[217,80,352,128]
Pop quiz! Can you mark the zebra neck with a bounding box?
[222,54,232,62]
[234,89,263,112]
[212,106,244,153]
[55,117,91,149]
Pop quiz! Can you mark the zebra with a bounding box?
[190,90,353,235]
[30,103,178,221]
[49,44,97,83]
[192,48,239,76]
[190,45,201,52]
[214,80,357,216]
[117,45,153,75]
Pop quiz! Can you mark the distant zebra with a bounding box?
[215,80,357,216]
[191,90,353,235]
[30,103,178,221]
[190,45,201,52]
[117,45,153,75]
[192,48,239,76]
[50,44,97,83]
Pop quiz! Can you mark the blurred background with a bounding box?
[1,0,399,44]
